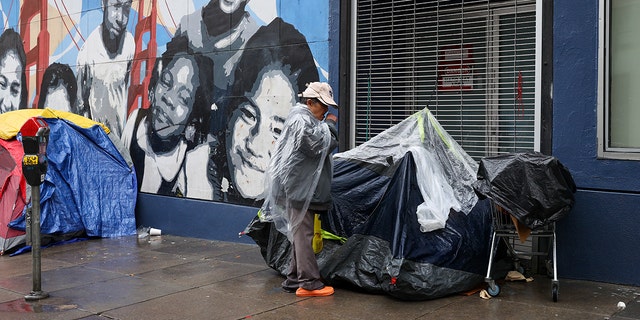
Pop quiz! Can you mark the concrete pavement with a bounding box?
[0,235,638,320]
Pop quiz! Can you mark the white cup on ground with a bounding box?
[149,228,162,236]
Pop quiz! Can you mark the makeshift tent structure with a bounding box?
[246,108,493,300]
[0,109,137,252]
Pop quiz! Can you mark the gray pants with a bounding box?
[282,208,324,291]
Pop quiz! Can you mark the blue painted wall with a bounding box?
[136,193,256,244]
[553,0,640,285]
[557,191,640,285]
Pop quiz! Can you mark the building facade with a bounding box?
[553,0,640,286]
[4,0,638,286]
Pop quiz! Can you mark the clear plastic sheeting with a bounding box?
[259,105,331,241]
[473,152,577,229]
[335,108,478,232]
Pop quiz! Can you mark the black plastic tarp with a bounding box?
[246,153,493,300]
[473,152,576,229]
[323,153,493,300]
[245,108,493,300]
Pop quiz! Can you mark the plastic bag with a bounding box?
[474,152,576,229]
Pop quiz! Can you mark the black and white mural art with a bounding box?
[0,0,331,208]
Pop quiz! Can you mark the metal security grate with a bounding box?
[354,0,538,160]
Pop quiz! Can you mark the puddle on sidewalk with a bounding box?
[0,297,78,313]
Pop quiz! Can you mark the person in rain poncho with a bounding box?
[261,82,339,297]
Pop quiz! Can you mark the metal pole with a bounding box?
[25,185,48,301]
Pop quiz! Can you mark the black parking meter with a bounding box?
[21,117,49,186]
[20,117,49,301]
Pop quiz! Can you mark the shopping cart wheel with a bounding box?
[552,282,559,302]
[487,283,500,297]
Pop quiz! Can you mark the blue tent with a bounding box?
[2,111,137,244]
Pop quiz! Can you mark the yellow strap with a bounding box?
[312,214,323,253]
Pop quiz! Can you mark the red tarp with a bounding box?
[0,139,26,254]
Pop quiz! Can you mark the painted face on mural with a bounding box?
[219,0,246,14]
[227,68,295,199]
[151,56,199,140]
[43,85,72,113]
[0,49,23,113]
[103,0,132,40]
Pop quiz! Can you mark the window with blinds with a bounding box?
[353,0,538,161]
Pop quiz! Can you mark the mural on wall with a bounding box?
[0,28,27,113]
[38,62,78,113]
[77,0,135,137]
[123,34,214,198]
[0,0,330,208]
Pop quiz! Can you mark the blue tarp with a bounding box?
[9,118,137,238]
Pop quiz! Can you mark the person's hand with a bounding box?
[325,113,338,123]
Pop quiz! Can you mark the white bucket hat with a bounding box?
[299,82,338,108]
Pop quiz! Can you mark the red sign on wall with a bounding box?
[437,45,474,91]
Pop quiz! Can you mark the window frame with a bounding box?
[598,0,640,160]
[348,1,541,158]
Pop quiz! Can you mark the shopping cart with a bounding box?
[484,204,559,302]
[474,152,576,303]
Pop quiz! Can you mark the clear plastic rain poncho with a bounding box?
[334,107,479,232]
[259,104,332,241]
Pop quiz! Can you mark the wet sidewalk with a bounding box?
[0,235,638,320]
